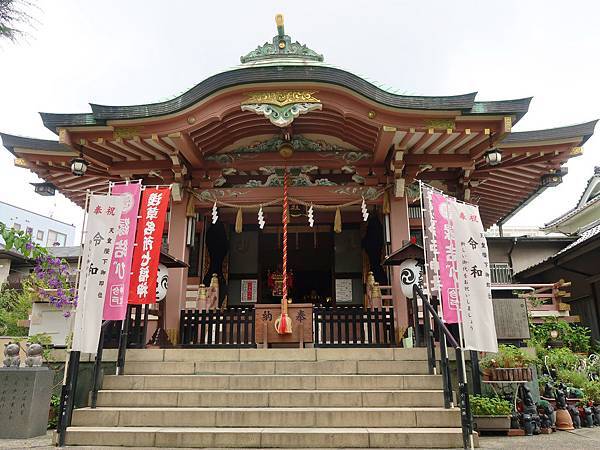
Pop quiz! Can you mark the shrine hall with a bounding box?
[1,15,596,347]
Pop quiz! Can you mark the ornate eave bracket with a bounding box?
[241,102,322,127]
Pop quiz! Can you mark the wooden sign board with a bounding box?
[255,303,313,346]
[492,298,530,340]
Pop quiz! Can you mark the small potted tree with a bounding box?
[471,395,513,432]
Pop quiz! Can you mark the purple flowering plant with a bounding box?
[1,222,76,316]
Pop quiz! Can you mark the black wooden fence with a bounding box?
[313,306,396,347]
[179,308,255,347]
[102,304,147,348]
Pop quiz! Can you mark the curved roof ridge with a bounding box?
[502,119,598,144]
[0,132,70,153]
[37,66,483,130]
[470,97,532,122]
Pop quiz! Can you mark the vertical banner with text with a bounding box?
[102,182,142,320]
[430,189,460,323]
[449,201,498,352]
[129,187,170,304]
[72,194,124,354]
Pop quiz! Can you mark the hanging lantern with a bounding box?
[484,148,502,166]
[484,134,502,166]
[361,196,369,222]
[155,264,169,302]
[258,205,265,229]
[30,182,56,196]
[211,202,218,224]
[399,258,424,299]
[308,203,314,227]
[70,155,88,176]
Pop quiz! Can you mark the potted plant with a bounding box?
[470,395,512,432]
[479,345,535,381]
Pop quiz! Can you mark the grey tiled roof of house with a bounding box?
[47,246,81,260]
[543,195,600,229]
[33,65,537,132]
[502,120,598,145]
[516,222,600,275]
[553,222,600,257]
[543,167,600,229]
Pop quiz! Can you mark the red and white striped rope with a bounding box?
[282,170,289,302]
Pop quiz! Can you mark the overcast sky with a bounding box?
[1,0,598,234]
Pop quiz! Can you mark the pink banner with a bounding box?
[102,183,141,320]
[431,192,460,323]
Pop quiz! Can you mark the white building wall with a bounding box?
[0,201,76,247]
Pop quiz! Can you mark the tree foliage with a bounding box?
[0,0,34,41]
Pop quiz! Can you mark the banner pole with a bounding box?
[62,189,91,384]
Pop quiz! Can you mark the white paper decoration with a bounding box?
[211,202,218,224]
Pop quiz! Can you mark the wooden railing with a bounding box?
[102,304,147,349]
[313,306,396,347]
[179,308,255,347]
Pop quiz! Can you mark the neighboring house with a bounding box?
[516,168,600,340]
[542,167,600,235]
[0,246,80,345]
[0,200,76,247]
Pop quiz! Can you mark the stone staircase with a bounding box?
[63,347,466,448]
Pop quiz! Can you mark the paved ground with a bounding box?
[2,428,600,449]
[479,427,600,449]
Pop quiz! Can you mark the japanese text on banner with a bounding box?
[72,194,124,354]
[450,201,498,352]
[102,183,141,320]
[128,187,170,304]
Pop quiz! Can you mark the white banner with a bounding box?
[449,201,498,352]
[72,194,124,354]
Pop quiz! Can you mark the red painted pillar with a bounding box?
[389,195,411,331]
[165,192,189,339]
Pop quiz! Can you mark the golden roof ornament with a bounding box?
[240,14,324,64]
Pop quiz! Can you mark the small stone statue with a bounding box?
[593,404,600,426]
[537,400,554,430]
[568,405,581,428]
[510,411,520,429]
[25,343,43,367]
[555,384,567,409]
[543,381,554,399]
[3,342,20,367]
[582,404,594,427]
[521,386,540,435]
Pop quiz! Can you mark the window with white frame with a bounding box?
[47,230,67,247]
[36,230,44,240]
[13,223,21,231]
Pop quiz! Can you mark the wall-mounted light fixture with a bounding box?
[30,182,56,196]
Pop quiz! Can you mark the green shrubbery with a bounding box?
[529,317,591,354]
[470,395,512,416]
[0,284,31,336]
[479,344,535,369]
[525,317,600,403]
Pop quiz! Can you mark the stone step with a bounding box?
[64,426,465,448]
[122,359,432,375]
[102,374,443,391]
[71,407,460,428]
[119,347,430,363]
[95,389,446,408]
